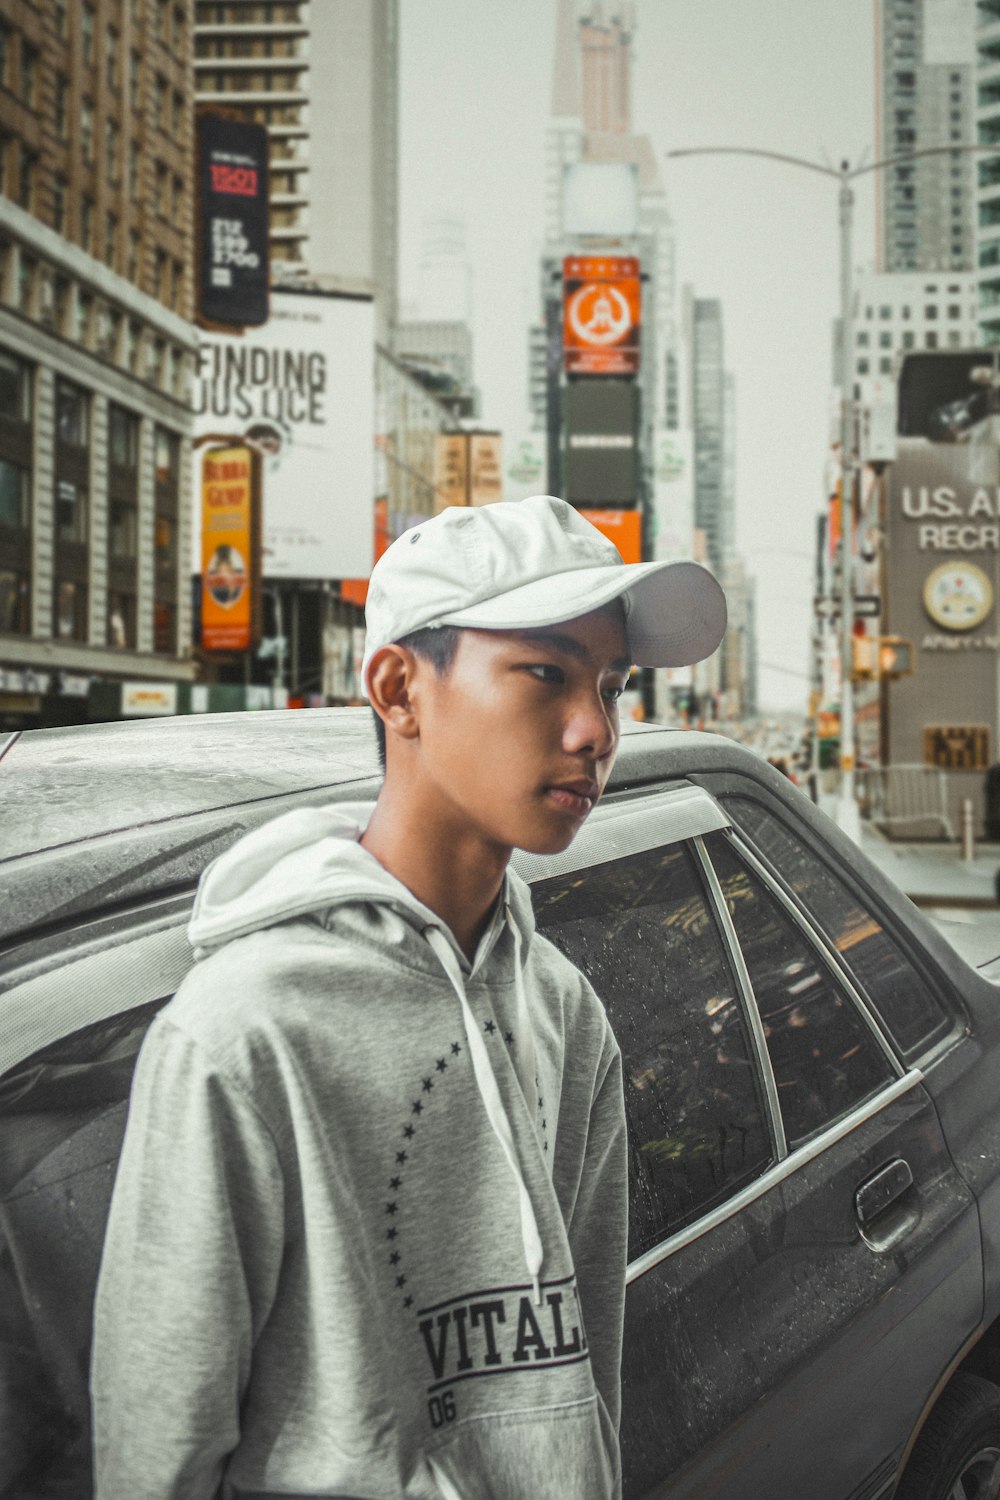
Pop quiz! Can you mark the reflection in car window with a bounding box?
[0,994,169,1500]
[533,841,774,1258]
[707,833,895,1149]
[722,794,949,1058]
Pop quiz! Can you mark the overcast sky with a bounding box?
[398,0,878,711]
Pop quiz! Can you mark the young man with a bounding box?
[91,495,726,1500]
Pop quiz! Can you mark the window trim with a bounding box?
[693,833,787,1158]
[626,1071,924,1286]
[723,827,907,1081]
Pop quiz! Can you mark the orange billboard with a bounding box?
[563,256,641,375]
[578,507,642,564]
[201,444,257,652]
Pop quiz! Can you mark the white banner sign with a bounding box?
[194,290,375,580]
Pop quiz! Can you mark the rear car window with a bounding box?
[721,794,950,1059]
[707,832,896,1149]
[533,840,775,1259]
[0,995,169,1498]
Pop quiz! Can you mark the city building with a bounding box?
[876,0,977,274]
[193,0,399,337]
[687,295,731,574]
[0,0,197,730]
[843,268,979,400]
[975,0,1000,341]
[394,319,478,419]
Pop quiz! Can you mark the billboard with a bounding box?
[897,350,1000,442]
[469,433,502,505]
[562,163,639,237]
[563,256,640,375]
[883,435,1000,818]
[200,444,258,652]
[433,433,469,510]
[196,113,270,329]
[565,379,639,504]
[194,290,375,580]
[578,508,642,564]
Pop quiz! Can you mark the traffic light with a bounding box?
[850,634,914,681]
[878,636,913,679]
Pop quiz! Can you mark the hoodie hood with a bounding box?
[187,799,545,1298]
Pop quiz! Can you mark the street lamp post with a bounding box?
[667,142,1000,840]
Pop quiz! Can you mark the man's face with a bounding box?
[412,604,631,856]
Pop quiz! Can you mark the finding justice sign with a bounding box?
[563,256,640,375]
[196,113,270,329]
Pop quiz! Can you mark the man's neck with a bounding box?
[361,780,510,961]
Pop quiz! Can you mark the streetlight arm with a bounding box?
[667,146,840,180]
[849,142,1000,178]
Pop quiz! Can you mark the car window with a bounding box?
[0,995,169,1499]
[706,832,896,1150]
[532,839,774,1259]
[721,793,950,1059]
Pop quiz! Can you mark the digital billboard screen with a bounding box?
[196,112,270,330]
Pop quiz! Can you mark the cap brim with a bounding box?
[438,558,727,668]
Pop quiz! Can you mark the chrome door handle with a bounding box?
[855,1158,914,1227]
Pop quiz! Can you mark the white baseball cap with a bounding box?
[362,495,727,681]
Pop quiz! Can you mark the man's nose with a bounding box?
[562,689,618,758]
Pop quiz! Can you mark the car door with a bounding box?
[0,893,194,1498]
[523,784,981,1500]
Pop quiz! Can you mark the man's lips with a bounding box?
[544,779,600,814]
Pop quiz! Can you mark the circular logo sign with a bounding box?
[567,283,633,347]
[922,561,994,631]
[205,544,248,609]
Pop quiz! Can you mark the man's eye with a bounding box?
[604,682,627,703]
[525,663,565,685]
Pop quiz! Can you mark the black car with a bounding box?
[2,709,1000,1500]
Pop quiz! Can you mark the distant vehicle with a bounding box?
[2,710,1000,1500]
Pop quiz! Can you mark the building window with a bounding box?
[126,229,140,283]
[54,74,69,138]
[857,357,870,374]
[108,403,138,468]
[106,119,120,182]
[902,330,916,349]
[0,350,31,421]
[106,25,119,88]
[128,139,140,198]
[879,331,892,348]
[17,149,35,212]
[948,304,962,318]
[0,456,29,529]
[171,90,183,138]
[52,176,67,234]
[926,331,939,348]
[55,478,87,544]
[879,305,891,319]
[81,100,94,162]
[0,569,30,633]
[948,331,963,347]
[80,197,93,254]
[155,160,168,216]
[879,356,893,373]
[925,304,938,319]
[104,212,117,267]
[21,42,38,108]
[129,51,141,110]
[82,4,95,67]
[154,74,167,129]
[54,578,87,641]
[55,381,88,447]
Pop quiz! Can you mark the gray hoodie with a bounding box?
[91,803,627,1500]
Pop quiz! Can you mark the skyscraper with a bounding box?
[688,296,728,574]
[876,0,976,273]
[975,0,1000,342]
[0,0,197,729]
[193,0,399,335]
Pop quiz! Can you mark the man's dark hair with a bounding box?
[370,626,463,771]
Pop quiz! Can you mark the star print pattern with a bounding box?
[382,1024,551,1312]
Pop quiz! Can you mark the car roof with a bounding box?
[0,708,766,950]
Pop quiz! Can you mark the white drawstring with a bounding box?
[505,905,540,1138]
[424,925,544,1305]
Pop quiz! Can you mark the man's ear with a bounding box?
[366,645,421,749]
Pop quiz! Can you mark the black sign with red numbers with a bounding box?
[196,113,270,329]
